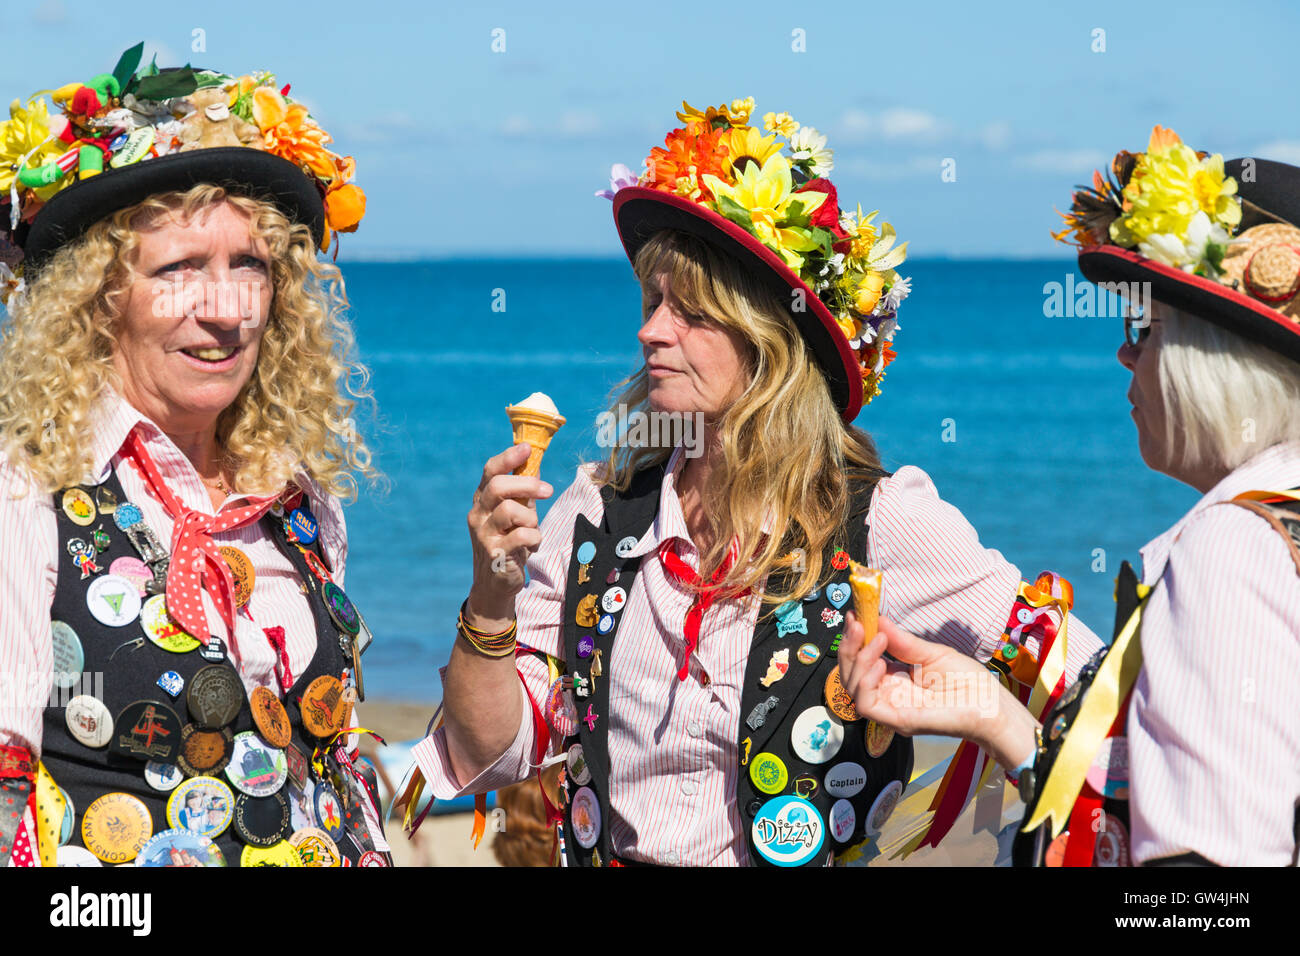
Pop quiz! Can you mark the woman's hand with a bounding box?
[837,612,1038,768]
[465,442,553,627]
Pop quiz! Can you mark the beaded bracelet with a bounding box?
[457,601,518,657]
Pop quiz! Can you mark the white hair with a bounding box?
[1159,308,1300,472]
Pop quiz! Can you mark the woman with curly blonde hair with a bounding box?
[407,99,1104,868]
[0,51,387,868]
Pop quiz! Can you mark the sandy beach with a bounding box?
[358,697,1015,868]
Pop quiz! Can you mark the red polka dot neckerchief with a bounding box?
[121,427,282,640]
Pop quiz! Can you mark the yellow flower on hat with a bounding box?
[722,125,782,176]
[0,97,64,197]
[677,97,754,129]
[763,111,798,137]
[703,153,828,270]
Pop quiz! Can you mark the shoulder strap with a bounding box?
[1220,490,1300,577]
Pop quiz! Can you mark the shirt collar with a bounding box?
[1140,439,1300,583]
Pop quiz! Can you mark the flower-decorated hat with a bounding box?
[0,42,365,279]
[601,99,911,422]
[1056,126,1300,364]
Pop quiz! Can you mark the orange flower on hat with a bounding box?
[320,155,366,251]
[251,86,335,179]
[643,125,731,200]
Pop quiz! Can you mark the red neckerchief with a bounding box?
[121,426,280,639]
[656,538,747,681]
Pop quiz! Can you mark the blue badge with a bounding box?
[576,541,596,565]
[826,583,850,609]
[113,502,143,531]
[157,670,184,697]
[750,795,825,867]
[774,601,808,637]
[289,507,318,544]
[577,636,595,658]
[596,613,614,635]
[803,587,820,603]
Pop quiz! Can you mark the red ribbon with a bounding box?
[121,427,280,639]
[657,538,745,681]
[262,626,294,694]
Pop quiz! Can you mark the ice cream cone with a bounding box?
[506,404,566,477]
[848,562,882,640]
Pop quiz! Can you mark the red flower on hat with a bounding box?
[797,178,848,236]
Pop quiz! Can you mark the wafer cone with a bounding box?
[506,405,566,477]
[848,561,882,639]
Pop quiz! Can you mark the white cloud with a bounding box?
[500,114,532,137]
[838,155,942,180]
[1016,149,1107,174]
[838,108,873,140]
[1254,141,1300,166]
[979,121,1011,151]
[877,108,945,142]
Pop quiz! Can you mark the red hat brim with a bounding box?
[612,186,863,422]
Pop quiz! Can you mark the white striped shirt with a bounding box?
[414,445,1103,865]
[1128,440,1300,866]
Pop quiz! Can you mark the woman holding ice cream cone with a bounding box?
[839,130,1300,867]
[405,98,1104,867]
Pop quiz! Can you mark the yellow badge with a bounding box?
[289,827,341,867]
[61,488,97,527]
[241,840,304,867]
[864,719,894,758]
[139,594,201,653]
[219,546,256,609]
[81,792,152,864]
[575,593,599,628]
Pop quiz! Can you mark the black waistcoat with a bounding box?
[41,466,381,866]
[558,464,913,866]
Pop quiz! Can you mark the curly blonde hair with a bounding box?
[0,183,378,500]
[602,229,886,606]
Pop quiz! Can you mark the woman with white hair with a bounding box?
[838,129,1300,866]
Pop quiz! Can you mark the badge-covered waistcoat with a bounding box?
[558,463,913,867]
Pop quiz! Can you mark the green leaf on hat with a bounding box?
[715,195,754,231]
[111,42,144,93]
[133,68,201,101]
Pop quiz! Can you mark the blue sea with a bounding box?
[339,258,1200,702]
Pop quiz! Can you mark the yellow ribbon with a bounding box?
[1231,489,1300,503]
[34,762,65,868]
[1023,582,1071,722]
[1023,589,1149,837]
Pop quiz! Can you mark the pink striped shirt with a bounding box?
[1128,440,1300,866]
[414,446,1103,865]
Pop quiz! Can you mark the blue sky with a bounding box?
[7,0,1299,258]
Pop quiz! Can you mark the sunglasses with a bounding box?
[1124,310,1155,348]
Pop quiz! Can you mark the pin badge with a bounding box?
[614,535,638,558]
[759,648,790,688]
[826,583,850,609]
[61,488,96,526]
[575,594,599,628]
[745,695,780,732]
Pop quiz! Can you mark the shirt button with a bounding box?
[664,850,680,865]
[681,780,698,796]
[687,721,702,738]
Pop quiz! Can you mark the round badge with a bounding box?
[112,501,143,530]
[136,828,226,867]
[86,574,143,627]
[864,779,903,835]
[566,744,592,786]
[167,775,234,838]
[828,798,857,844]
[751,795,825,867]
[302,675,346,738]
[824,666,861,722]
[144,761,184,791]
[234,790,293,847]
[570,786,601,849]
[56,845,103,867]
[1094,818,1131,867]
[187,664,245,729]
[81,792,151,863]
[110,700,183,763]
[614,535,638,558]
[596,613,614,635]
[241,840,303,867]
[1044,831,1069,867]
[289,827,342,866]
[1049,714,1067,741]
[830,549,850,571]
[249,686,292,749]
[226,731,288,797]
[312,782,345,840]
[825,761,868,799]
[139,594,200,653]
[1085,736,1130,800]
[109,556,152,596]
[600,586,627,614]
[50,621,85,690]
[58,788,74,846]
[288,507,319,544]
[321,581,361,636]
[219,546,256,609]
[286,780,316,832]
[65,695,112,748]
[62,488,96,526]
[199,637,227,662]
[178,724,235,776]
[790,705,844,765]
[576,541,597,565]
[865,719,895,758]
[358,850,389,867]
[796,642,820,665]
[576,636,595,659]
[748,752,789,795]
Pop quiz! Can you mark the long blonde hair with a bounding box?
[602,230,885,606]
[0,183,379,500]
